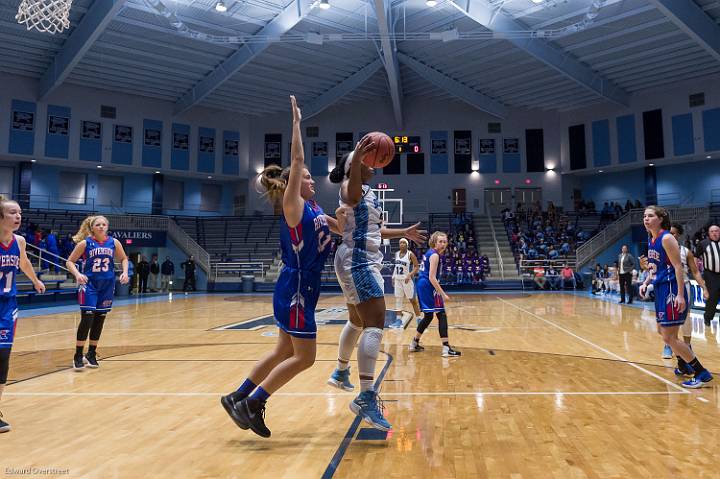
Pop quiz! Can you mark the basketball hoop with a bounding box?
[16,0,72,34]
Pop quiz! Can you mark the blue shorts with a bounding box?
[654,280,688,327]
[417,278,444,313]
[79,279,115,312]
[273,269,321,339]
[0,297,19,349]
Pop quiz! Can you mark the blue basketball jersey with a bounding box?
[418,248,438,280]
[647,230,675,286]
[279,200,332,273]
[83,236,116,280]
[0,235,20,299]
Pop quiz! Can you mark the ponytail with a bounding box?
[73,215,109,243]
[256,165,290,209]
[329,152,351,184]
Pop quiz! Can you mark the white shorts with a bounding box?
[393,278,415,299]
[334,243,384,305]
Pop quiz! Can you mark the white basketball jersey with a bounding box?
[680,245,690,283]
[393,251,411,279]
[339,184,383,253]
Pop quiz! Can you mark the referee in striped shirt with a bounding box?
[696,224,720,325]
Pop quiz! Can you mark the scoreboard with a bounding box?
[393,135,421,154]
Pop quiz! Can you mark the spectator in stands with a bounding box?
[137,255,150,294]
[61,233,74,259]
[624,200,633,213]
[182,255,197,292]
[161,256,174,292]
[149,255,160,292]
[44,229,60,272]
[633,199,642,209]
[592,264,606,294]
[561,264,576,289]
[533,266,547,290]
[546,266,561,290]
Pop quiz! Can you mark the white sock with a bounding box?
[337,321,362,371]
[395,296,403,312]
[358,327,383,392]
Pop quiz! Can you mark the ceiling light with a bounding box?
[208,176,213,179]
[598,170,603,173]
[707,155,712,159]
[426,0,438,6]
[155,171,161,174]
[648,163,654,166]
[319,0,330,9]
[97,165,102,169]
[531,0,544,3]
[31,159,36,163]
[215,1,227,12]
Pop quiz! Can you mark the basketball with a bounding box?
[361,131,395,168]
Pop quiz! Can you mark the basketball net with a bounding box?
[16,0,72,34]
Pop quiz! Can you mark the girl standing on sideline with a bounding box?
[409,232,461,357]
[221,96,342,438]
[0,197,45,432]
[639,206,712,388]
[66,216,129,371]
[391,238,422,325]
[326,140,425,431]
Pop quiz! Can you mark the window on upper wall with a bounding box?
[163,180,184,210]
[96,175,123,207]
[201,183,222,212]
[58,171,87,204]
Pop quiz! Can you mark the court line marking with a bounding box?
[4,391,689,397]
[496,296,690,393]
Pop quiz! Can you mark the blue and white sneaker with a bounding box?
[674,363,695,377]
[349,391,392,431]
[662,345,673,359]
[682,370,713,389]
[327,367,355,391]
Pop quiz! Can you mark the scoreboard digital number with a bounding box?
[394,135,421,154]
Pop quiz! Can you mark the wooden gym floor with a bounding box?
[2,292,720,478]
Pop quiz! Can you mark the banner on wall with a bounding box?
[479,139,495,154]
[12,111,34,131]
[82,121,101,139]
[114,125,133,143]
[48,116,69,135]
[199,136,215,153]
[431,139,447,155]
[504,138,519,153]
[144,128,161,146]
[110,230,167,247]
[173,132,189,150]
[224,139,239,156]
[312,142,328,157]
[454,138,470,155]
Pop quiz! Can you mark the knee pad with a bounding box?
[0,348,11,384]
[76,310,95,341]
[89,312,107,341]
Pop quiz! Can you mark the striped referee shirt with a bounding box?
[696,239,720,273]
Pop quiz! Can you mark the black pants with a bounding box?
[703,270,720,325]
[139,274,149,293]
[619,273,633,302]
[184,275,196,292]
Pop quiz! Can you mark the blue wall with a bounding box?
[578,169,645,206]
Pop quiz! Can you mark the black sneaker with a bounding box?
[0,411,10,433]
[236,398,271,438]
[84,351,99,368]
[73,354,85,371]
[442,345,461,357]
[220,394,250,430]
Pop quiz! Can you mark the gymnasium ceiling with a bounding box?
[1,0,719,122]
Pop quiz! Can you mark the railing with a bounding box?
[576,207,708,269]
[486,215,505,280]
[213,262,266,281]
[519,258,578,276]
[25,243,72,274]
[167,218,211,274]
